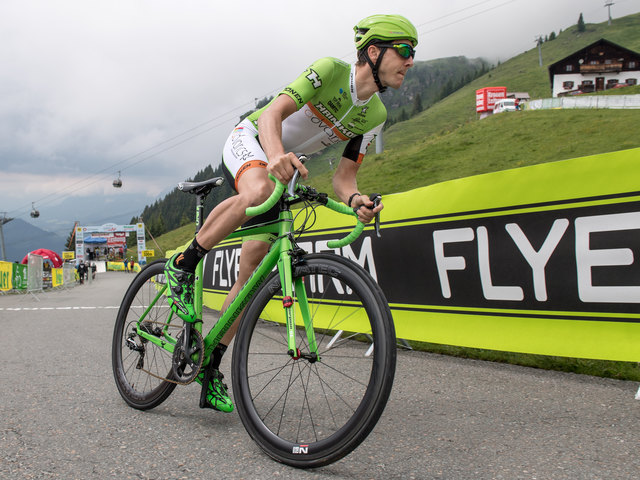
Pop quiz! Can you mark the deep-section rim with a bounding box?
[232,253,396,468]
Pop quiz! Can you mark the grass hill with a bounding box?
[304,11,640,195]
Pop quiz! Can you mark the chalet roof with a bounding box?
[547,38,640,85]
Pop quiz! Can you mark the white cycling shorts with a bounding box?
[221,119,268,192]
[221,119,277,244]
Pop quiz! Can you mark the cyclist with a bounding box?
[164,14,418,412]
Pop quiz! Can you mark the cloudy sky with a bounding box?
[1,0,639,235]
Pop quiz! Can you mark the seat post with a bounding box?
[195,193,206,235]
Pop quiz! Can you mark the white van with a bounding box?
[493,98,517,114]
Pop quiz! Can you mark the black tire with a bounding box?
[112,260,178,410]
[232,253,396,468]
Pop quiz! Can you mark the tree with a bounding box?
[549,31,556,41]
[411,93,423,116]
[577,13,586,32]
[64,228,75,251]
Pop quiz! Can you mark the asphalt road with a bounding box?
[1,272,638,480]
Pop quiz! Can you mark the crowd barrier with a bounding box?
[0,261,27,293]
[197,147,640,362]
[527,94,640,110]
[27,254,43,295]
[0,258,111,293]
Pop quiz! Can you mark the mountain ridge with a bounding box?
[1,218,67,262]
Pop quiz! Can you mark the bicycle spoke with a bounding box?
[233,255,396,466]
[113,262,178,409]
[296,362,317,443]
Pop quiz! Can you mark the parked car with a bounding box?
[493,98,518,114]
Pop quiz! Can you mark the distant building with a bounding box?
[548,39,640,97]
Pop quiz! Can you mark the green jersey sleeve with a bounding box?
[280,57,338,109]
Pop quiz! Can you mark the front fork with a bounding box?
[277,246,319,362]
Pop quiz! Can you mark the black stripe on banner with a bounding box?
[388,304,640,324]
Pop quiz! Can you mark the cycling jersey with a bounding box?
[246,57,387,164]
[221,57,387,240]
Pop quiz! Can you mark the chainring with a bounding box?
[171,326,204,384]
[127,320,204,385]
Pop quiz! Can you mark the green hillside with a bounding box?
[304,11,640,195]
[306,108,640,196]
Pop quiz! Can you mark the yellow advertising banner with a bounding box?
[52,268,64,287]
[62,251,75,260]
[0,261,13,291]
[201,148,640,362]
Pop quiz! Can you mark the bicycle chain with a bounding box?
[135,321,204,386]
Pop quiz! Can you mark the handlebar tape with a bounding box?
[323,197,364,248]
[245,175,284,217]
[245,176,365,248]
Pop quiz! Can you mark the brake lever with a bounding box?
[369,193,382,238]
[288,154,308,196]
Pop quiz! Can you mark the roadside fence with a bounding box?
[527,94,640,110]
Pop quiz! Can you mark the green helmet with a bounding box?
[354,14,418,50]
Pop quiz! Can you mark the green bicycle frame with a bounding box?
[134,175,364,368]
[134,205,316,365]
[200,206,312,360]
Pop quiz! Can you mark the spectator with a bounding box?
[77,261,87,284]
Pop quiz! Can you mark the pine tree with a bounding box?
[577,13,586,32]
[411,93,423,116]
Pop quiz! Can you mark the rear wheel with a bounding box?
[112,260,178,410]
[232,254,396,468]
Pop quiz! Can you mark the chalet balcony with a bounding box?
[580,63,623,73]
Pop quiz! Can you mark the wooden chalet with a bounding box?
[548,39,640,97]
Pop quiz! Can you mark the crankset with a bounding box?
[125,321,204,385]
[171,324,204,384]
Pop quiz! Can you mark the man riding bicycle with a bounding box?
[164,14,418,412]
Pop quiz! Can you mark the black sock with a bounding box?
[175,238,209,272]
[211,344,227,370]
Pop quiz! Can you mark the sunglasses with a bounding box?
[377,43,415,59]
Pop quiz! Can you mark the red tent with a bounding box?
[21,248,63,268]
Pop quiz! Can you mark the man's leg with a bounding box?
[165,168,274,322]
[198,228,271,413]
[196,159,276,411]
[195,169,276,249]
[220,239,271,343]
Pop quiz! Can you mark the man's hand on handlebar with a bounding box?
[351,194,383,224]
[267,153,309,185]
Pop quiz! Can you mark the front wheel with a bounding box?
[232,254,396,468]
[112,260,178,410]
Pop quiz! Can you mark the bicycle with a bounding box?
[111,158,396,468]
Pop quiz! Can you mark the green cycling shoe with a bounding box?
[164,253,196,322]
[197,369,234,413]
